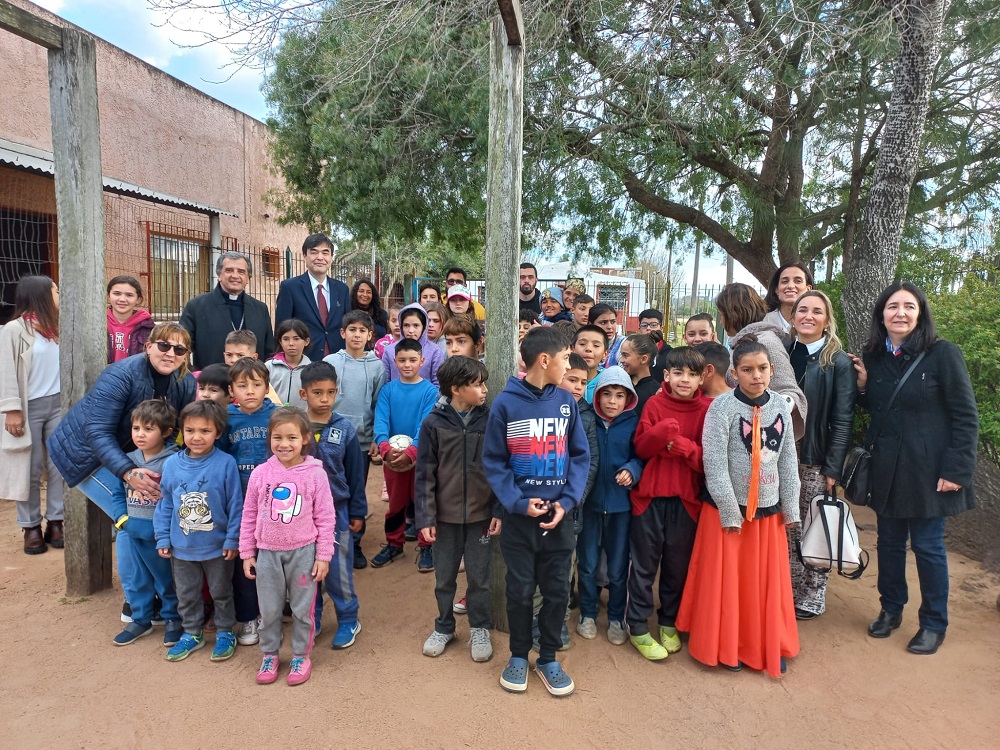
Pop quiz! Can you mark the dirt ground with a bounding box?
[2,468,999,750]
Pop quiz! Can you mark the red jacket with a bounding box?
[631,383,711,521]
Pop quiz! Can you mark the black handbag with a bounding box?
[842,351,925,506]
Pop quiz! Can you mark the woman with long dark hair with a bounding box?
[849,282,978,655]
[0,275,63,554]
[351,278,388,340]
[763,262,815,333]
[785,290,856,619]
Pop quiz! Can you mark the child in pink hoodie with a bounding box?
[240,406,336,686]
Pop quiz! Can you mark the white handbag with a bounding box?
[797,489,869,579]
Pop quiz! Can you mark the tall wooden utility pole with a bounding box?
[1,1,111,594]
[485,0,523,633]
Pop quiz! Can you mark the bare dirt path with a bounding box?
[1,473,998,749]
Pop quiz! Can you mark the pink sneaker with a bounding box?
[256,654,279,684]
[287,656,312,686]
[380,479,389,503]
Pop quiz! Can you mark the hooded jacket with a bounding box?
[586,367,644,515]
[265,353,312,410]
[482,376,591,514]
[239,454,336,562]
[324,349,386,446]
[315,413,368,520]
[107,308,155,365]
[725,321,807,439]
[381,303,445,385]
[415,397,497,528]
[631,381,712,521]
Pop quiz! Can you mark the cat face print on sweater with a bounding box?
[740,413,786,472]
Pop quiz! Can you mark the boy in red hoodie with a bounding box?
[626,347,711,661]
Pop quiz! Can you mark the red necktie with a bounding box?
[317,285,330,355]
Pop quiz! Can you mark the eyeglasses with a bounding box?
[638,322,661,330]
[445,278,464,285]
[154,341,189,356]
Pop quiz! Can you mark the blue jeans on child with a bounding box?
[76,466,137,603]
[314,501,359,628]
[577,509,630,622]
[876,515,949,633]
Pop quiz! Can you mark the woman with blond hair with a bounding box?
[785,290,857,619]
[48,322,196,625]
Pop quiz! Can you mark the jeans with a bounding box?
[315,502,359,628]
[76,466,136,604]
[876,515,949,633]
[576,509,630,622]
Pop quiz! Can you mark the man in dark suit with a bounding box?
[275,233,351,360]
[179,251,275,369]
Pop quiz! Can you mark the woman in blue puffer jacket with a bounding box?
[48,321,196,620]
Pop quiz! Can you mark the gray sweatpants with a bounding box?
[17,394,65,528]
[433,521,493,633]
[256,544,317,657]
[172,556,236,634]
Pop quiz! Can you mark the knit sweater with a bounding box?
[239,455,336,562]
[701,388,801,530]
[154,448,244,560]
[632,383,711,520]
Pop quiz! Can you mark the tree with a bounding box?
[153,0,1000,292]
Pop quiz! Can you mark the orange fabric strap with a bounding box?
[746,405,761,521]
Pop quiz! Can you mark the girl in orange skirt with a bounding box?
[676,336,801,677]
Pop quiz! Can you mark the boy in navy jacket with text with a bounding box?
[482,327,590,698]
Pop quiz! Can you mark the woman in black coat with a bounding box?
[849,283,978,655]
[786,290,856,620]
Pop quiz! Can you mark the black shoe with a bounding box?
[795,608,818,621]
[353,546,368,569]
[867,610,903,638]
[404,523,418,542]
[907,629,945,655]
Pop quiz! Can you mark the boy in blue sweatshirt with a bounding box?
[221,357,277,647]
[576,367,643,646]
[371,338,439,571]
[482,327,590,698]
[299,361,369,650]
[323,310,386,569]
[111,400,181,647]
[155,401,244,662]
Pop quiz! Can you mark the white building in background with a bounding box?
[466,260,651,332]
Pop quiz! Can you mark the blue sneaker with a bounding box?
[534,660,575,697]
[416,546,434,573]
[113,622,152,646]
[166,632,205,661]
[163,621,183,647]
[211,630,237,661]
[371,544,404,568]
[500,657,529,693]
[332,621,362,649]
[404,523,418,542]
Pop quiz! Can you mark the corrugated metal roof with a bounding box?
[0,138,239,217]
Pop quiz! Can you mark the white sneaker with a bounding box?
[576,616,597,640]
[422,630,455,657]
[607,620,628,646]
[470,627,493,662]
[237,617,261,646]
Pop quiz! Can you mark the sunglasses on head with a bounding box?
[154,341,189,356]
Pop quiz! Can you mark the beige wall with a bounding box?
[0,0,308,255]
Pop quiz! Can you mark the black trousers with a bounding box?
[625,496,697,634]
[500,511,574,662]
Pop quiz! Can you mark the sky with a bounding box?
[30,0,759,289]
[34,0,270,120]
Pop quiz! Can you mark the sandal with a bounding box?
[534,660,575,697]
[500,657,529,693]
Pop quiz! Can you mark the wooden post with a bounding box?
[49,28,113,595]
[486,0,524,633]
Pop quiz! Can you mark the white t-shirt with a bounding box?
[27,333,60,401]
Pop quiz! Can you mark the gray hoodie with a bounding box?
[323,349,386,447]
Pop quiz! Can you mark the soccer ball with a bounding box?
[388,434,412,451]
